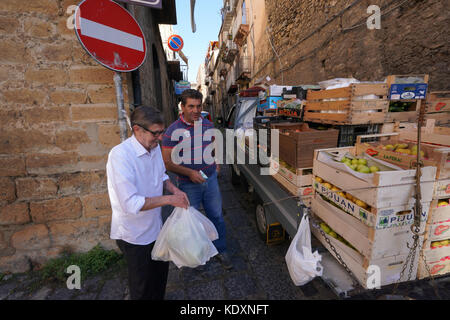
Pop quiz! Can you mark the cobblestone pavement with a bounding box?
[1,165,449,300]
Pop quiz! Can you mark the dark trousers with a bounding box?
[116,239,169,300]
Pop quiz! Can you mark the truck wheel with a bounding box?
[230,164,240,186]
[255,201,268,242]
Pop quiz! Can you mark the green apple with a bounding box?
[350,164,358,171]
[351,159,359,165]
[357,158,367,165]
[341,157,349,163]
[370,166,380,173]
[357,165,370,174]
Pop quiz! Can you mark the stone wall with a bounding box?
[256,0,449,90]
[0,0,175,273]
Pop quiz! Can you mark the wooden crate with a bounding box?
[424,219,450,248]
[385,100,421,123]
[394,119,450,147]
[304,83,389,125]
[270,157,312,187]
[434,179,450,200]
[418,245,450,279]
[270,170,313,207]
[424,112,450,127]
[271,122,339,169]
[355,133,450,179]
[311,196,427,261]
[385,74,429,123]
[426,91,450,113]
[313,146,436,208]
[313,177,430,229]
[310,210,420,288]
[427,199,450,225]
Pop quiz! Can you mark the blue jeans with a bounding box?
[178,171,227,254]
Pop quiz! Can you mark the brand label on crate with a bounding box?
[376,209,428,229]
[314,180,428,229]
[389,83,428,100]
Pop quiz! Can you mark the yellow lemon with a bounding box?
[314,176,323,183]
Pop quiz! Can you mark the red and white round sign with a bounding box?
[74,0,147,72]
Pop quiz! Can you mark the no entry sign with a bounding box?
[74,0,147,72]
[168,34,184,52]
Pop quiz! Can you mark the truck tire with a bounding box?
[230,164,240,186]
[255,200,268,242]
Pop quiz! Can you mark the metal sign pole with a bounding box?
[114,72,128,142]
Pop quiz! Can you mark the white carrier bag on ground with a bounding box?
[151,206,219,268]
[285,214,323,286]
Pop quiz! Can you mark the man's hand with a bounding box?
[169,194,189,209]
[189,170,206,184]
[173,188,190,207]
[216,164,221,175]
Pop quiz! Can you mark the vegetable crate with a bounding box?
[310,199,422,289]
[271,122,339,169]
[312,146,436,209]
[385,74,429,123]
[304,83,389,125]
[269,156,312,187]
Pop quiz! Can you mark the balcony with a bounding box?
[232,6,249,47]
[235,56,251,84]
[222,40,238,64]
[221,0,236,31]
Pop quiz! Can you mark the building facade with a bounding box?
[0,0,178,273]
[205,0,449,120]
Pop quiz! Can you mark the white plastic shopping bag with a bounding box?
[285,215,323,286]
[151,206,219,268]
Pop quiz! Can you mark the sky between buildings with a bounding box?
[174,0,222,83]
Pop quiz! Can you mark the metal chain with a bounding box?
[419,248,442,300]
[304,206,364,291]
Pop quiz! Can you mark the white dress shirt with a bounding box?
[107,135,169,245]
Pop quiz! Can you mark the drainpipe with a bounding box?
[114,72,128,142]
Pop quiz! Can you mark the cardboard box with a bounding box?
[272,123,339,169]
[258,96,283,111]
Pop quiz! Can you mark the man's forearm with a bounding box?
[164,179,178,194]
[140,195,172,211]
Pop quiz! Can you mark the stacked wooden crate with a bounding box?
[304,83,389,125]
[354,131,450,279]
[310,146,436,288]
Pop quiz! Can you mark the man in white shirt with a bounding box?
[106,106,189,300]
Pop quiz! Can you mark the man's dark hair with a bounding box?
[130,106,164,132]
[180,89,203,105]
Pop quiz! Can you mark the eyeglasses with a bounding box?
[136,124,165,137]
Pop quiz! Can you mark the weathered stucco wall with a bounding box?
[256,0,449,90]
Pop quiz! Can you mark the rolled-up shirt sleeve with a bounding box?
[107,150,146,215]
